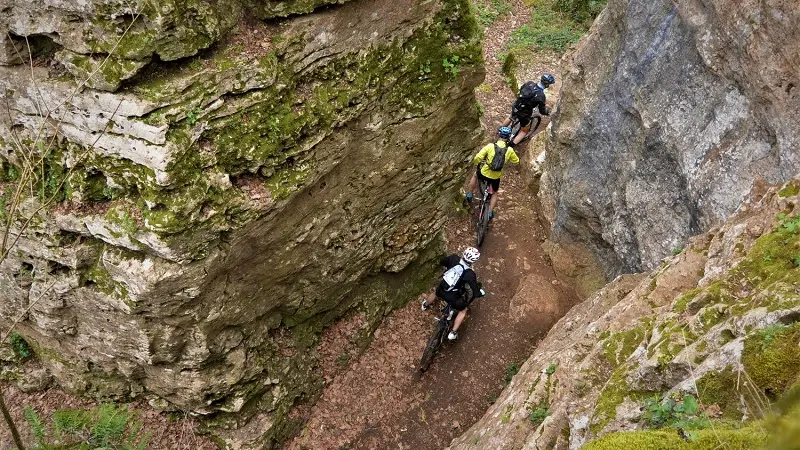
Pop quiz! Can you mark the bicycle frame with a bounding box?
[475,179,493,247]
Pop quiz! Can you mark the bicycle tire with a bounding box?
[520,116,542,143]
[477,199,490,247]
[418,321,446,373]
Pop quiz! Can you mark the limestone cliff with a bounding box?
[539,0,800,277]
[450,180,800,449]
[0,0,483,446]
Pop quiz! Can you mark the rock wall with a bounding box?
[450,180,800,449]
[539,0,800,278]
[0,0,483,446]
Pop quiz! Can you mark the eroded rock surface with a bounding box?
[539,0,800,278]
[0,0,483,446]
[450,180,800,449]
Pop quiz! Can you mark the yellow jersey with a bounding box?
[472,140,519,179]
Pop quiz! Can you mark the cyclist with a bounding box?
[501,73,555,145]
[464,127,519,220]
[421,247,484,341]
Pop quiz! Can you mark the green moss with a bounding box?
[742,323,800,400]
[602,326,646,366]
[695,368,746,419]
[778,182,799,198]
[697,306,727,332]
[499,49,519,91]
[728,219,800,314]
[591,366,646,434]
[673,288,700,313]
[582,427,768,450]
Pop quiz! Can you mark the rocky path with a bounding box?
[285,2,578,448]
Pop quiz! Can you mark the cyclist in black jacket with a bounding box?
[501,73,555,145]
[421,247,484,341]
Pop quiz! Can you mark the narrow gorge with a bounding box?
[1,0,798,449]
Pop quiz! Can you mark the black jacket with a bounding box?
[436,254,481,302]
[513,82,548,117]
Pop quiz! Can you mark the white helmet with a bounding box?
[462,247,480,264]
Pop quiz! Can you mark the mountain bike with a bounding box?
[416,285,485,376]
[417,303,456,374]
[508,114,542,145]
[475,177,493,247]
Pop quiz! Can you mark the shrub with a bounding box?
[9,332,32,360]
[24,403,150,449]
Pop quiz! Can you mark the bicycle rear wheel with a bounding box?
[476,198,491,247]
[522,116,542,141]
[418,321,446,373]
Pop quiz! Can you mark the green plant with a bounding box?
[24,404,149,449]
[187,107,201,126]
[641,394,709,438]
[9,332,32,360]
[442,55,460,76]
[102,185,121,201]
[418,60,432,77]
[504,361,521,386]
[552,0,607,25]
[777,212,800,233]
[545,363,557,375]
[476,100,485,117]
[506,11,583,53]
[672,247,684,256]
[471,0,512,27]
[528,401,550,425]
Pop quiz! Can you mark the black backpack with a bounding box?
[489,143,507,171]
[517,81,542,110]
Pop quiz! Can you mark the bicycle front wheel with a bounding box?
[476,199,491,247]
[418,321,446,373]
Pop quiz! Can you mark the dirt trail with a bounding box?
[285,2,578,449]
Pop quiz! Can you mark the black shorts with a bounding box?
[435,286,469,311]
[476,165,500,192]
[510,106,532,127]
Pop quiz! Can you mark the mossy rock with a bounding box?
[742,323,800,401]
[582,427,769,450]
[55,50,151,92]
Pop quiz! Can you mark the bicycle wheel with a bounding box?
[476,197,491,247]
[522,116,542,142]
[418,321,446,373]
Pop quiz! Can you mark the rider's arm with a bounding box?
[472,145,490,166]
[535,91,549,115]
[466,272,483,299]
[508,148,520,165]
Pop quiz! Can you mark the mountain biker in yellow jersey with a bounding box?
[464,127,519,220]
[421,247,484,341]
[501,73,555,145]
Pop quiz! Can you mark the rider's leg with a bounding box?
[488,188,499,216]
[466,170,478,201]
[512,124,531,145]
[452,309,468,332]
[421,290,436,310]
[501,117,512,127]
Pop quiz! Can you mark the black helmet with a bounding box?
[541,73,555,87]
